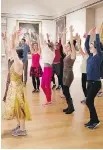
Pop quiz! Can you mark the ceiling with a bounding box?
[1,0,89,16]
[34,0,88,15]
[1,0,102,17]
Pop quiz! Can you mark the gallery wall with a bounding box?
[95,6,103,29]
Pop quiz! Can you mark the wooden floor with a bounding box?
[1,57,103,149]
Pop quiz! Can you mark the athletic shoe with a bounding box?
[32,89,36,93]
[12,130,27,136]
[52,84,56,89]
[12,125,20,132]
[84,121,93,127]
[63,107,68,112]
[56,85,61,90]
[88,122,100,129]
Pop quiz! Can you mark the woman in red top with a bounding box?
[29,35,42,92]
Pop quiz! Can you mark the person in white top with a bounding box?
[76,33,88,104]
[40,33,55,105]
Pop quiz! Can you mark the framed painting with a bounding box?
[56,17,66,43]
[16,20,42,42]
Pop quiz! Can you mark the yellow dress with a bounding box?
[3,65,31,120]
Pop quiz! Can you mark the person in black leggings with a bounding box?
[76,34,88,103]
[84,27,102,129]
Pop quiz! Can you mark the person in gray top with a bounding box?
[63,25,76,114]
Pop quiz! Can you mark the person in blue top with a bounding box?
[21,38,30,86]
[85,27,102,129]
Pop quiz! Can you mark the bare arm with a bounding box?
[76,35,85,57]
[69,26,76,60]
[11,31,23,70]
[36,34,41,54]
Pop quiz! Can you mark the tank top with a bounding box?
[32,53,40,68]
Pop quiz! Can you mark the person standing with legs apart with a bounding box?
[20,38,30,86]
[3,29,31,136]
[28,34,42,93]
[76,33,88,104]
[40,34,55,105]
[84,27,102,129]
[47,33,61,90]
[63,25,76,114]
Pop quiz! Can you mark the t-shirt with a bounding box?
[81,55,88,73]
[41,45,55,65]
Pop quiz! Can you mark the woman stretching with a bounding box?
[29,34,42,93]
[3,29,31,136]
[63,25,76,114]
[84,27,102,129]
[40,34,55,105]
[76,33,88,104]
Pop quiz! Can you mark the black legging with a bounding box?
[52,73,61,86]
[86,81,101,123]
[82,73,87,97]
[32,76,40,90]
[63,85,74,109]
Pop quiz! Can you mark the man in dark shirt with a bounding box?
[21,38,30,86]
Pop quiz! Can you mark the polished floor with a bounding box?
[1,56,103,149]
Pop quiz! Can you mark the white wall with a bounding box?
[95,6,103,29]
[66,9,86,46]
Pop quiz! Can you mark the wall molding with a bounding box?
[1,13,54,20]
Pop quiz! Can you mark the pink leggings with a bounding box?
[41,66,52,102]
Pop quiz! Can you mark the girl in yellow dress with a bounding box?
[3,29,31,136]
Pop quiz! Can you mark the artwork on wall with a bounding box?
[56,17,66,43]
[16,20,42,42]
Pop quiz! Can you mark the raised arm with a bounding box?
[95,28,102,56]
[36,34,41,54]
[85,34,90,55]
[11,30,23,67]
[85,28,96,55]
[76,34,85,57]
[60,44,66,59]
[46,33,50,43]
[69,25,76,60]
[27,33,34,54]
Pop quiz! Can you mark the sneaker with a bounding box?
[52,84,56,89]
[88,122,100,129]
[98,92,103,97]
[84,121,93,127]
[63,107,68,112]
[12,130,27,136]
[36,89,40,92]
[12,125,20,132]
[56,85,61,90]
[65,108,75,114]
[32,89,36,93]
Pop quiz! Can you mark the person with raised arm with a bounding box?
[84,27,102,129]
[40,33,55,105]
[63,25,76,114]
[29,33,42,93]
[3,29,31,136]
[47,33,62,90]
[1,32,14,102]
[76,33,88,104]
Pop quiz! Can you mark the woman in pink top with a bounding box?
[29,35,42,93]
